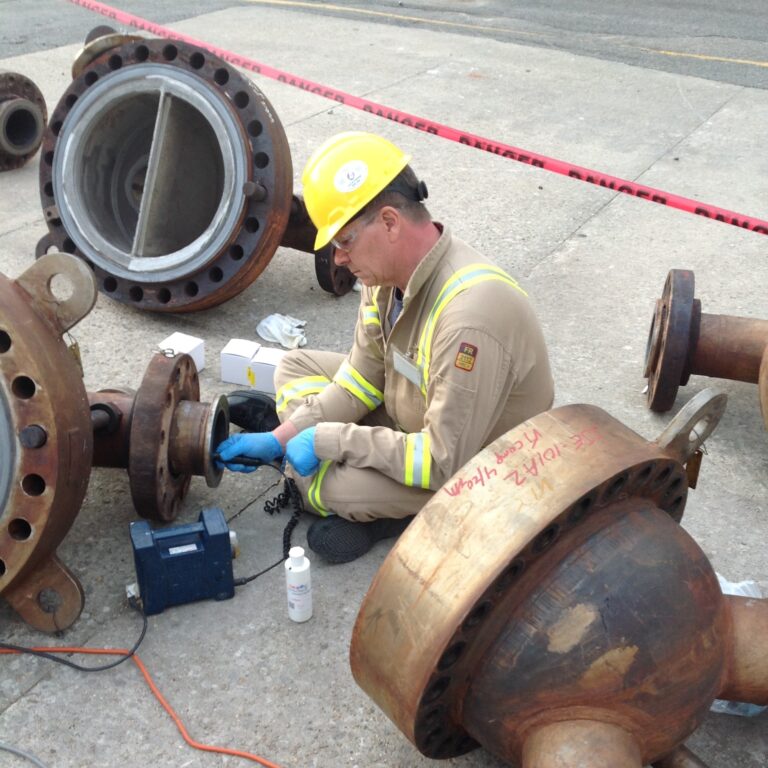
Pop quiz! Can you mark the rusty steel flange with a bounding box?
[0,253,97,633]
[644,269,768,429]
[350,390,768,767]
[0,70,47,171]
[88,353,229,522]
[643,269,696,411]
[38,33,295,312]
[281,194,356,296]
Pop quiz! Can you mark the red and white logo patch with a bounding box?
[455,342,478,372]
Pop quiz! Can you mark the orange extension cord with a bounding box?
[0,645,284,768]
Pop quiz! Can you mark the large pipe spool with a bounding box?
[37,28,353,313]
[88,353,229,523]
[351,390,768,767]
[0,70,47,171]
[644,268,768,429]
[1,253,229,632]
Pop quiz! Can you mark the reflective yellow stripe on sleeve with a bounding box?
[416,264,526,397]
[333,360,384,411]
[307,460,333,516]
[404,431,431,489]
[275,375,331,414]
[363,307,381,327]
[363,286,381,327]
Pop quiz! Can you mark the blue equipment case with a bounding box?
[130,507,235,615]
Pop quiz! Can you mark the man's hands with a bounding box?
[216,426,320,477]
[285,427,319,476]
[216,432,283,473]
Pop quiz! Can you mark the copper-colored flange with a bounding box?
[351,390,767,766]
[0,253,96,632]
[644,269,768,429]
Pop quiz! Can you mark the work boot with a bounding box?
[306,515,415,564]
[226,390,279,433]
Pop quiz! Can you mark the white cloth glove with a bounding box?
[257,313,307,349]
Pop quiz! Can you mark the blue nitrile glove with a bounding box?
[216,432,283,473]
[285,427,320,476]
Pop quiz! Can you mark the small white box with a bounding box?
[158,332,205,372]
[220,338,261,385]
[248,346,286,395]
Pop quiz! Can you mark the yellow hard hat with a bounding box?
[302,132,411,249]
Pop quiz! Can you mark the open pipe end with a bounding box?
[0,98,45,159]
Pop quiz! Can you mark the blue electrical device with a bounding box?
[130,507,236,616]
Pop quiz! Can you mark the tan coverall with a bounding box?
[274,225,554,521]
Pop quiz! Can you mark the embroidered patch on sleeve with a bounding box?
[455,342,478,372]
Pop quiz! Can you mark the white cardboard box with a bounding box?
[220,339,261,386]
[248,346,286,394]
[158,332,205,372]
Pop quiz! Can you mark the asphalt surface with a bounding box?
[0,2,766,768]
[3,0,768,87]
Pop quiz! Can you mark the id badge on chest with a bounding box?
[393,348,424,389]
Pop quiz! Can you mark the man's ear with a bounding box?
[380,206,400,239]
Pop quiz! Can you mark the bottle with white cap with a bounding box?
[285,546,312,622]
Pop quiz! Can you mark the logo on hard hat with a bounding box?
[334,160,368,194]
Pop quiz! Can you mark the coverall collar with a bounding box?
[402,222,451,305]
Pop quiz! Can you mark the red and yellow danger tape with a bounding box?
[67,0,768,236]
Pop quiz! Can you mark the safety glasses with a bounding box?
[330,212,375,252]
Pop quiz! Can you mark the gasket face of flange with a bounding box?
[0,70,48,171]
[644,269,696,412]
[39,39,293,312]
[350,404,690,759]
[128,352,200,522]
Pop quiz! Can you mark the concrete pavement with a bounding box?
[0,3,766,767]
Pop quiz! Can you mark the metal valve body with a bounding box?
[37,30,354,311]
[350,391,768,767]
[38,33,294,312]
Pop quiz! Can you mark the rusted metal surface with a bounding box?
[89,354,229,523]
[644,269,696,411]
[281,194,356,296]
[350,390,767,766]
[1,253,231,631]
[718,595,768,705]
[0,70,47,172]
[0,253,96,633]
[71,30,144,79]
[645,269,768,429]
[38,32,294,312]
[522,721,644,768]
